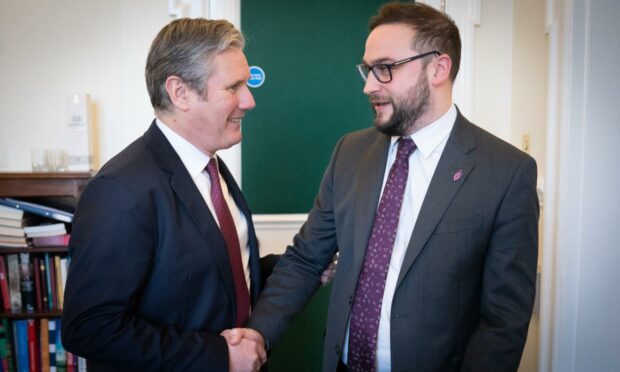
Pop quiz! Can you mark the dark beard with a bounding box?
[372,71,431,136]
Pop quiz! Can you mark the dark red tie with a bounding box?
[206,158,250,327]
[348,138,416,371]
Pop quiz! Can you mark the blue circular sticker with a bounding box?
[247,66,266,88]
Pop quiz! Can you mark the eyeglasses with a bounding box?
[356,51,440,83]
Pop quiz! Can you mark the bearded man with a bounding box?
[227,3,539,372]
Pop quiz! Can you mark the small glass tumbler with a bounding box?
[46,149,69,172]
[31,149,49,172]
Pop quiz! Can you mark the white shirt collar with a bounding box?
[390,103,457,158]
[155,118,214,179]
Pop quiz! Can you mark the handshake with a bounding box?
[221,327,267,372]
[219,258,337,371]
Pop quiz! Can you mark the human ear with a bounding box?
[431,54,452,85]
[165,76,191,111]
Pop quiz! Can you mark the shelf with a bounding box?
[1,310,62,320]
[0,246,69,254]
[0,172,93,199]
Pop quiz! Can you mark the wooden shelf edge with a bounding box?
[0,172,94,179]
[0,246,68,254]
[1,310,62,319]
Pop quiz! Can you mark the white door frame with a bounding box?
[540,0,587,371]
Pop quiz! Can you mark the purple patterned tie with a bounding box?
[206,158,250,327]
[348,138,416,371]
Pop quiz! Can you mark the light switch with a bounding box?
[522,134,531,153]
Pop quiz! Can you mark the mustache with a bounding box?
[369,95,392,104]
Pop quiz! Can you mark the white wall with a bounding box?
[473,0,513,142]
[511,0,548,182]
[574,0,620,358]
[0,0,170,172]
[541,0,620,371]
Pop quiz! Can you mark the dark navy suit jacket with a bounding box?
[62,122,261,371]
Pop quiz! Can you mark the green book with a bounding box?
[0,318,15,372]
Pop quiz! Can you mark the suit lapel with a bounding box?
[396,113,477,287]
[144,123,238,310]
[169,170,238,299]
[351,133,391,277]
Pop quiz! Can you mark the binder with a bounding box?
[0,199,72,224]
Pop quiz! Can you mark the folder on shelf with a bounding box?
[0,199,73,224]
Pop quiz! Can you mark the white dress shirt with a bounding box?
[155,119,251,291]
[343,104,457,371]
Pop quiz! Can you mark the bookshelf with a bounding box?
[0,172,91,315]
[0,172,92,370]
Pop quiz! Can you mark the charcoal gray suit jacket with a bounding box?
[248,110,539,372]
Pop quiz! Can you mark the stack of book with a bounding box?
[0,206,29,248]
[25,224,70,248]
[0,199,73,249]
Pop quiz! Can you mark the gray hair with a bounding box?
[145,18,245,111]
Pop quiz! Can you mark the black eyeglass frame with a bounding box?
[356,51,441,83]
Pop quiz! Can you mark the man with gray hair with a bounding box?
[62,18,266,371]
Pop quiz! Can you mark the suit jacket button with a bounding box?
[335,345,341,355]
[348,295,353,305]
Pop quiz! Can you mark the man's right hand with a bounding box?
[222,329,266,372]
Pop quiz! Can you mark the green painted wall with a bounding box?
[265,286,332,371]
[241,0,388,214]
